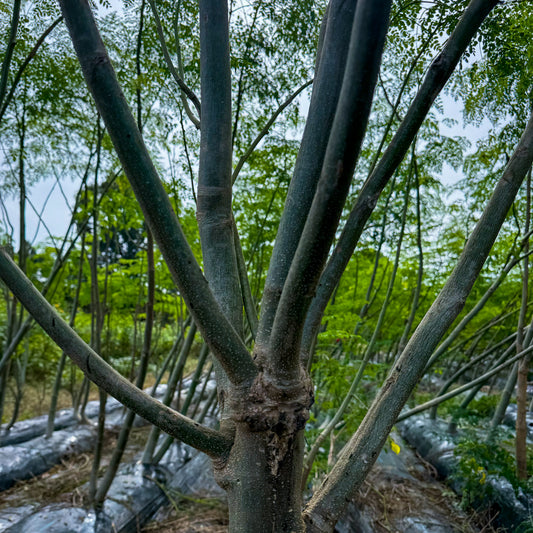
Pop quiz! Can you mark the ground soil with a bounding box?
[0,387,505,533]
[354,457,504,533]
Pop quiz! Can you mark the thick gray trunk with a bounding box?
[217,428,306,533]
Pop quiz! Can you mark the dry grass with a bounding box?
[0,452,94,509]
[142,497,228,533]
[0,425,152,510]
[1,373,166,425]
[355,459,504,533]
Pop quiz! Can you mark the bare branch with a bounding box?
[304,106,533,533]
[147,0,200,127]
[255,0,357,349]
[0,16,63,124]
[231,79,313,184]
[0,0,22,111]
[267,0,392,383]
[58,0,256,387]
[0,250,233,459]
[301,0,500,363]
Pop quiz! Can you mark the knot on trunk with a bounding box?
[230,370,314,475]
[235,370,313,432]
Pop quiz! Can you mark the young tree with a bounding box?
[2,1,533,532]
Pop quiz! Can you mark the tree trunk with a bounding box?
[516,168,531,479]
[217,428,306,533]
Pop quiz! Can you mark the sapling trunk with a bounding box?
[234,223,258,339]
[197,382,217,424]
[152,344,211,463]
[446,346,513,433]
[181,343,210,417]
[6,339,29,430]
[398,344,533,422]
[490,292,533,439]
[303,161,412,486]
[397,157,423,355]
[47,232,86,438]
[516,169,531,479]
[430,333,517,420]
[142,321,197,464]
[93,227,155,506]
[351,177,395,341]
[88,133,107,505]
[5,94,28,431]
[191,363,213,419]
[149,314,191,395]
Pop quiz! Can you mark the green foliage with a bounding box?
[451,438,525,509]
[448,394,500,425]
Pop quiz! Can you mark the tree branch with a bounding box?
[255,0,357,349]
[57,0,256,387]
[147,0,200,128]
[303,106,533,533]
[0,250,233,459]
[267,0,392,382]
[197,0,240,332]
[231,79,313,184]
[0,16,63,124]
[0,0,21,111]
[301,0,500,363]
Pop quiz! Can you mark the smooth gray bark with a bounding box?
[267,0,392,383]
[58,0,256,387]
[301,0,500,363]
[304,107,533,533]
[255,0,357,349]
[196,1,244,455]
